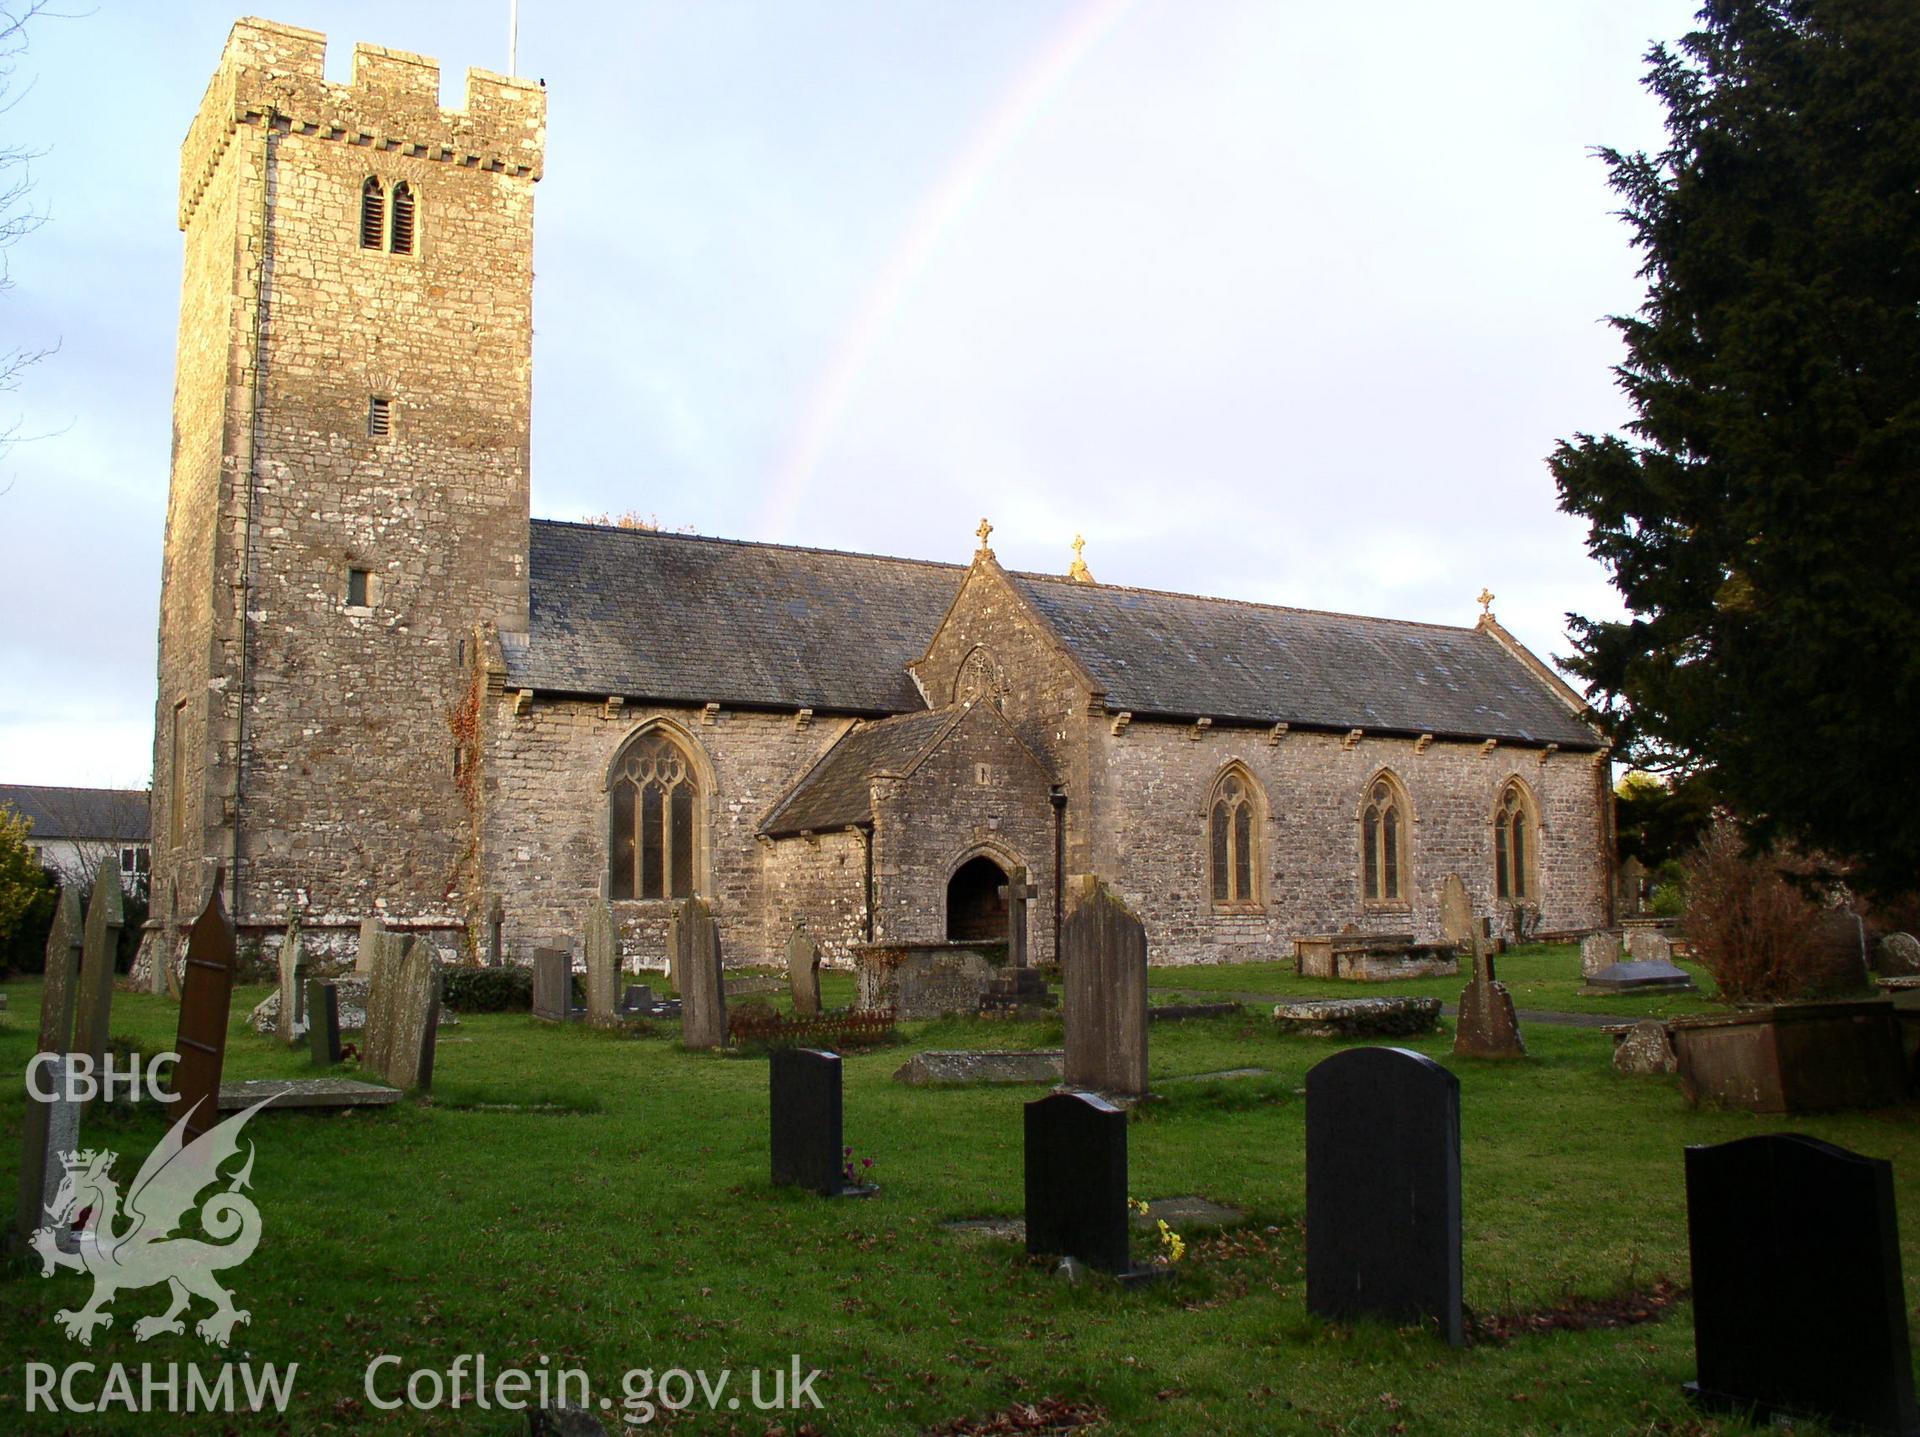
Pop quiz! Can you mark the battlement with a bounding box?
[180,16,545,228]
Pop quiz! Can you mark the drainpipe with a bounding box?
[860,823,875,943]
[1050,785,1066,965]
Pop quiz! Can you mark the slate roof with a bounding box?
[508,522,960,713]
[760,708,964,836]
[0,785,150,842]
[1012,575,1598,749]
[510,522,1599,750]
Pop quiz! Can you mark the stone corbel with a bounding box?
[1343,728,1364,751]
[701,702,722,726]
[513,688,533,717]
[1538,742,1559,765]
[794,708,814,730]
[604,695,624,720]
[1189,717,1213,741]
[1267,722,1289,745]
[1480,738,1498,757]
[1111,712,1132,737]
[1414,733,1434,754]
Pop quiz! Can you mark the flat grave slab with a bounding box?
[1162,1067,1269,1085]
[894,1050,1064,1085]
[1149,1002,1243,1022]
[1584,959,1697,994]
[1272,997,1441,1038]
[215,1078,403,1111]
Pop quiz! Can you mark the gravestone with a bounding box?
[675,895,727,1049]
[307,979,342,1067]
[584,900,619,1026]
[1306,1046,1463,1344]
[356,914,390,975]
[1685,1134,1917,1434]
[1061,875,1149,1100]
[487,895,505,967]
[1454,937,1525,1059]
[787,924,821,1017]
[993,866,1051,1009]
[1438,873,1475,952]
[1873,931,1920,977]
[620,984,655,1016]
[1618,855,1648,915]
[363,936,440,1091]
[1612,1019,1676,1075]
[532,947,575,1022]
[71,859,124,1115]
[666,902,687,996]
[1627,928,1673,966]
[276,914,307,1048]
[11,894,85,1256]
[769,1048,875,1197]
[171,876,239,1145]
[1024,1090,1131,1275]
[1000,866,1040,969]
[1581,930,1623,978]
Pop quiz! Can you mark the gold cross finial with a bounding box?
[975,517,993,554]
[1068,532,1095,584]
[1477,588,1495,618]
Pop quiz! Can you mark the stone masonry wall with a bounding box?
[869,704,1059,964]
[1087,719,1609,965]
[479,697,853,969]
[760,829,870,966]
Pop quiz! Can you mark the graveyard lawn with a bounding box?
[2,978,1917,1436]
[1148,941,1730,1018]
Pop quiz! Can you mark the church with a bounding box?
[144,20,1613,975]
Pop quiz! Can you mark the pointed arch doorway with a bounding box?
[946,854,1009,942]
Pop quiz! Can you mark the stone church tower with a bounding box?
[150,19,544,950]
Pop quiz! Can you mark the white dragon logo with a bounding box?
[30,1095,275,1348]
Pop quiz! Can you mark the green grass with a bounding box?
[1148,942,1731,1019]
[2,972,1915,1435]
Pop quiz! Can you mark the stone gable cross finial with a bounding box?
[1477,588,1495,619]
[1068,533,1095,584]
[976,517,994,555]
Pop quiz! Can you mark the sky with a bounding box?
[0,0,1701,789]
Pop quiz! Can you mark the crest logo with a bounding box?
[31,1096,275,1348]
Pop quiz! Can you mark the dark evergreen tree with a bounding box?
[1552,0,1920,897]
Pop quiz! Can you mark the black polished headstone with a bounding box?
[1024,1090,1129,1274]
[306,979,341,1067]
[770,1048,871,1197]
[621,984,655,1016]
[1685,1133,1918,1435]
[1306,1046,1462,1344]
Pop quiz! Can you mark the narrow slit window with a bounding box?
[347,567,371,607]
[389,183,416,255]
[360,177,385,249]
[368,395,391,438]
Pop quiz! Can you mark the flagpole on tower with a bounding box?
[508,0,520,76]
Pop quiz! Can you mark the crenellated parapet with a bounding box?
[180,17,545,229]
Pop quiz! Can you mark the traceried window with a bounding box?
[1208,769,1261,907]
[609,731,701,901]
[1494,779,1537,901]
[360,177,385,249]
[1361,773,1410,904]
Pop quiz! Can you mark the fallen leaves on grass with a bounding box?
[922,1396,1105,1434]
[1467,1280,1687,1345]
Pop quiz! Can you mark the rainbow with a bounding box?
[756,0,1139,540]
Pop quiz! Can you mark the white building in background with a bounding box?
[0,784,151,897]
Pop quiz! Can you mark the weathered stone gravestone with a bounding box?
[770,1048,876,1197]
[276,914,307,1048]
[1627,928,1673,966]
[356,913,394,976]
[11,891,84,1256]
[1685,1133,1917,1434]
[1438,873,1475,952]
[675,895,727,1049]
[1453,938,1525,1059]
[1581,930,1623,978]
[787,924,821,1017]
[532,947,576,1022]
[584,900,619,1026]
[1024,1090,1131,1275]
[362,936,440,1091]
[1306,1046,1463,1344]
[666,902,689,997]
[1062,875,1148,1100]
[487,895,505,967]
[71,859,124,1115]
[307,979,342,1067]
[1618,855,1648,915]
[1873,931,1920,977]
[171,877,240,1145]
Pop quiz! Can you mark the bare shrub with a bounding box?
[1682,819,1861,1003]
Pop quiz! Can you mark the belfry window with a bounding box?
[359,178,385,249]
[609,731,701,901]
[1208,768,1262,907]
[390,183,416,254]
[1361,773,1411,904]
